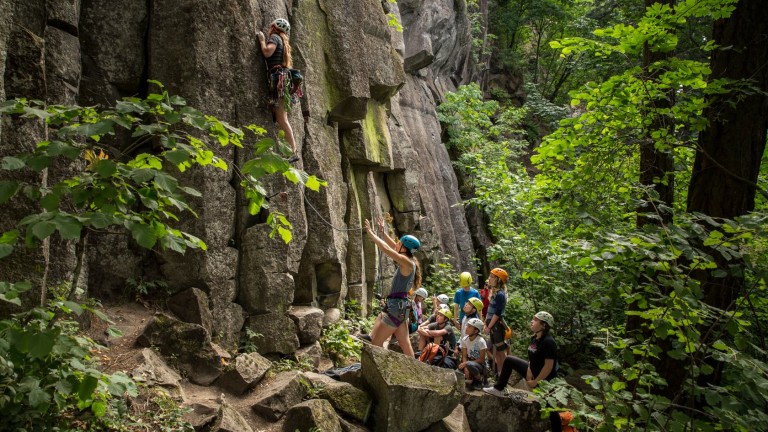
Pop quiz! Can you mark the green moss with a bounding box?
[361,100,391,164]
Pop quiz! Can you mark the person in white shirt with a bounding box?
[458,318,487,390]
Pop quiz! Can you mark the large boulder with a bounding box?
[294,341,323,369]
[283,399,343,432]
[135,313,222,385]
[130,348,185,401]
[303,372,372,423]
[288,306,325,344]
[182,402,218,432]
[216,352,272,395]
[167,287,213,334]
[212,401,254,432]
[361,343,463,432]
[424,403,471,432]
[245,312,300,355]
[461,389,549,432]
[250,371,308,421]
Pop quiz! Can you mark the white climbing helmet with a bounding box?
[437,294,450,304]
[272,18,290,34]
[467,317,484,332]
[414,288,428,299]
[534,311,555,328]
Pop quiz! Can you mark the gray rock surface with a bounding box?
[361,343,463,432]
[283,399,343,432]
[302,372,372,423]
[212,401,254,432]
[461,389,549,432]
[288,306,325,344]
[168,287,213,335]
[424,403,472,432]
[135,313,222,385]
[130,348,185,401]
[0,0,480,373]
[250,371,308,421]
[216,352,272,395]
[246,312,300,355]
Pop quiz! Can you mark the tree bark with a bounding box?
[687,0,768,309]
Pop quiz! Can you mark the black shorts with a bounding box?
[488,321,507,350]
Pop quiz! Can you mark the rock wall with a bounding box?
[0,0,477,353]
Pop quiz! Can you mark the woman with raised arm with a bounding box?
[364,217,422,358]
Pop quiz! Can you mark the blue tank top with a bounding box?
[390,258,415,295]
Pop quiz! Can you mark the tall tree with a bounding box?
[687,0,768,311]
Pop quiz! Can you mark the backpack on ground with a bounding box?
[419,342,447,366]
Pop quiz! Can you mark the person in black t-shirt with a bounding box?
[483,311,561,432]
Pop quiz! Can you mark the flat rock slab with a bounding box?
[461,389,549,432]
[216,352,272,395]
[283,399,343,432]
[250,371,308,421]
[361,343,463,432]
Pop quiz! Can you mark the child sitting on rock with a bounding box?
[458,318,487,390]
[454,297,484,359]
[417,307,456,352]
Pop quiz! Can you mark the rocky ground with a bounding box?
[87,301,549,432]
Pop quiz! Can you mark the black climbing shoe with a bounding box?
[287,154,299,163]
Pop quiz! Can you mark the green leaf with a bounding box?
[165,149,190,165]
[28,331,56,359]
[31,220,56,240]
[153,171,178,191]
[277,226,292,244]
[78,375,99,401]
[1,156,25,170]
[93,159,117,178]
[106,327,123,338]
[305,176,326,192]
[0,180,20,204]
[130,168,155,183]
[128,222,158,248]
[61,301,84,315]
[0,244,13,259]
[53,214,83,240]
[91,399,107,417]
[40,192,60,211]
[86,212,113,229]
[28,386,51,409]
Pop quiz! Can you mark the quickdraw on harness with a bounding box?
[266,63,303,112]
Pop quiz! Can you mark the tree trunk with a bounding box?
[687,0,768,310]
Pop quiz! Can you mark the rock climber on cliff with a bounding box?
[257,18,300,163]
[363,217,422,358]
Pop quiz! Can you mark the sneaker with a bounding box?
[287,154,299,163]
[471,380,483,391]
[482,386,505,397]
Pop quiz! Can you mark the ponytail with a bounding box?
[405,250,422,288]
[279,32,292,68]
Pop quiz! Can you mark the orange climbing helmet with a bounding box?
[490,268,508,283]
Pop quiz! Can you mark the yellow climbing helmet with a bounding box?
[437,307,453,320]
[468,297,484,312]
[459,271,472,287]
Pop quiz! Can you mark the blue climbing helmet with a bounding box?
[399,235,421,252]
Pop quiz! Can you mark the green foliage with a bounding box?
[239,328,263,354]
[0,83,326,429]
[270,357,315,375]
[0,82,324,261]
[319,322,361,367]
[420,256,458,300]
[0,283,138,431]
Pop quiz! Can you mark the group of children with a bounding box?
[362,222,567,431]
[411,270,510,391]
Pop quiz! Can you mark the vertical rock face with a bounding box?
[0,0,478,352]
